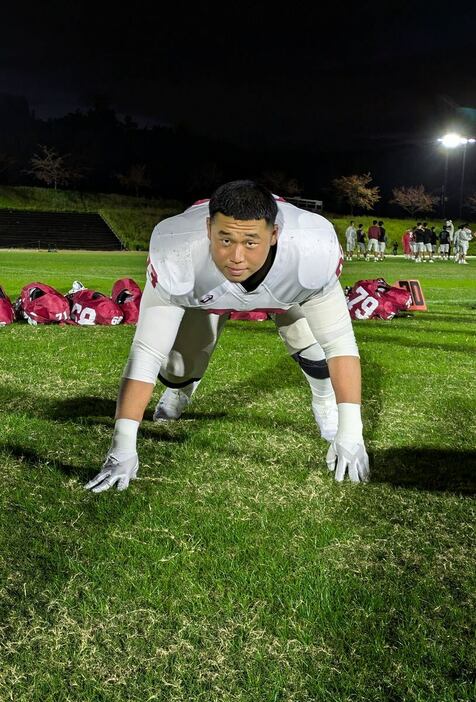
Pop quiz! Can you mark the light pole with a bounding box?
[438,133,476,219]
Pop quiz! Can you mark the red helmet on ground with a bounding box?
[0,285,15,326]
[17,282,70,325]
[111,278,142,324]
[68,289,123,325]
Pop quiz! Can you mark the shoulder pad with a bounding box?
[149,210,208,296]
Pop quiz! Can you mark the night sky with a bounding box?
[2,1,476,198]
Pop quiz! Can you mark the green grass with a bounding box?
[0,251,475,701]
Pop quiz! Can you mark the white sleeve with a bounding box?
[300,280,359,359]
[122,278,185,384]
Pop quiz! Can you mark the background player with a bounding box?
[367,220,380,261]
[356,224,367,259]
[344,220,356,261]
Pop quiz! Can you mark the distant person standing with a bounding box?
[431,226,438,257]
[344,220,357,261]
[458,224,473,264]
[446,219,455,257]
[356,224,367,259]
[392,241,398,255]
[402,228,412,258]
[414,223,425,263]
[422,222,434,262]
[367,220,380,261]
[377,220,387,261]
[439,225,450,260]
[453,224,464,263]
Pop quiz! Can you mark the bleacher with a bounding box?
[286,197,323,212]
[0,210,123,250]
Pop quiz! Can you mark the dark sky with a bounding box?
[2,0,476,150]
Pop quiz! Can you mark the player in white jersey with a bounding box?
[85,181,369,492]
[344,221,356,261]
[457,225,472,264]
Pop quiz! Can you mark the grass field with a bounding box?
[0,250,475,701]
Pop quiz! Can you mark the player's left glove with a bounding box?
[84,452,139,493]
[326,403,369,483]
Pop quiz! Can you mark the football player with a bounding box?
[356,224,367,259]
[439,225,450,260]
[458,224,473,264]
[367,220,380,261]
[85,181,369,492]
[344,221,356,261]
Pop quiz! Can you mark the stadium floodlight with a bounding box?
[438,133,467,148]
[438,133,476,217]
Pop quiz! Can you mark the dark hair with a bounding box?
[373,220,377,225]
[423,222,427,227]
[378,220,383,225]
[209,180,278,226]
[350,220,354,224]
[358,223,363,227]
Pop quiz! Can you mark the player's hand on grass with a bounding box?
[84,452,139,493]
[326,439,369,483]
[325,403,370,483]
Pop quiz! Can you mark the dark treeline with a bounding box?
[1,92,476,214]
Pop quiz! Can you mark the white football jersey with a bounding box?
[146,199,343,314]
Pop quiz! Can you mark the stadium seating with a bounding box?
[0,210,123,250]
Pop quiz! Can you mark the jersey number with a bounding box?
[347,286,379,319]
[72,303,96,324]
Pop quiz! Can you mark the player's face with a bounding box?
[207,214,278,282]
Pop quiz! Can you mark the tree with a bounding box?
[464,192,476,214]
[24,144,85,190]
[115,164,152,197]
[332,173,380,214]
[390,185,438,216]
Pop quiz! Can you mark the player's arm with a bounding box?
[300,281,369,483]
[85,279,185,492]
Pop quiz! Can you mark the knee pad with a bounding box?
[158,372,202,389]
[291,352,330,379]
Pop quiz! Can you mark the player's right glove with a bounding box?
[325,403,369,483]
[84,452,139,493]
[326,439,369,482]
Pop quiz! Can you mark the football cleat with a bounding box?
[153,386,194,421]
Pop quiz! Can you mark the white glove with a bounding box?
[84,452,139,493]
[326,403,369,483]
[326,440,369,482]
